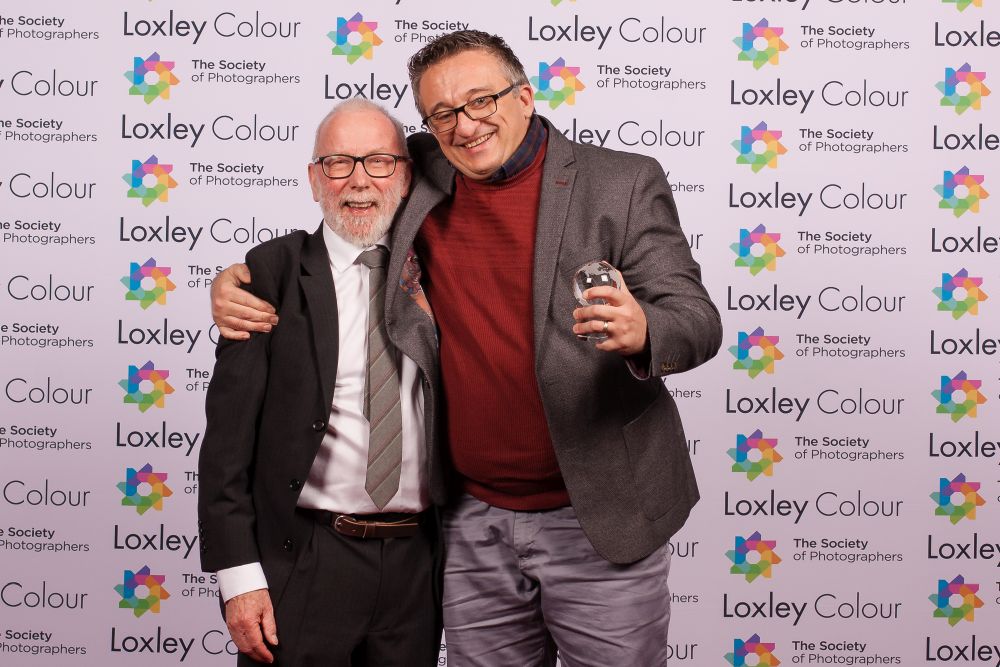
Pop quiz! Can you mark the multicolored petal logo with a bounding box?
[551,0,576,4]
[531,58,586,109]
[937,63,991,114]
[123,156,177,207]
[732,225,785,275]
[932,371,987,422]
[931,473,985,524]
[930,575,984,626]
[726,634,781,666]
[733,122,787,173]
[734,19,789,69]
[935,167,988,217]
[114,566,170,617]
[933,269,988,319]
[117,464,173,515]
[119,361,175,412]
[727,531,781,583]
[730,327,783,378]
[328,13,382,63]
[942,0,983,11]
[729,430,782,481]
[121,259,176,309]
[124,53,179,104]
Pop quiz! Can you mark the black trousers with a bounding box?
[240,512,440,667]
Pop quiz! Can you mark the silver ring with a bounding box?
[602,320,610,334]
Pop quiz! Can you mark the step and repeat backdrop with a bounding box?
[1,1,999,665]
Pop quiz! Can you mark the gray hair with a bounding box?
[312,98,408,158]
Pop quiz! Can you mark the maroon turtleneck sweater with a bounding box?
[415,138,570,510]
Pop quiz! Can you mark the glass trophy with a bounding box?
[573,260,621,341]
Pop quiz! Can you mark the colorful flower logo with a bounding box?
[119,361,175,413]
[727,531,781,583]
[933,269,988,319]
[942,0,983,11]
[729,430,782,481]
[935,167,989,217]
[121,259,176,309]
[123,156,177,207]
[933,371,987,422]
[930,575,984,626]
[328,13,382,64]
[732,225,785,275]
[117,464,173,515]
[937,63,991,114]
[551,0,576,4]
[531,58,586,109]
[124,53,179,104]
[733,122,787,173]
[931,473,986,524]
[734,19,789,69]
[726,634,781,666]
[114,566,170,618]
[730,327,783,378]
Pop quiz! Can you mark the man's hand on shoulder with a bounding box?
[225,588,278,664]
[211,263,279,340]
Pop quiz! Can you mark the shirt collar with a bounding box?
[487,114,546,183]
[322,221,389,274]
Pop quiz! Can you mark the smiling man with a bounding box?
[211,30,721,666]
[198,99,443,667]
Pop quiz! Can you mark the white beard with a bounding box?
[320,179,405,248]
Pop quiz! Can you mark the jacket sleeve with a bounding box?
[197,249,279,573]
[621,156,723,377]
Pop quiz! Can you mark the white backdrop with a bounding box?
[1,1,998,665]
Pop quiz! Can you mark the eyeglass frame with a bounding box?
[310,153,410,180]
[420,83,519,134]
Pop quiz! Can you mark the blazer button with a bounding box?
[201,543,208,553]
[288,478,302,491]
[311,420,326,432]
[282,539,294,552]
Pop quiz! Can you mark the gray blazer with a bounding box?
[388,116,722,564]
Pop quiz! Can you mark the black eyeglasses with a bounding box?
[421,84,518,134]
[311,153,409,179]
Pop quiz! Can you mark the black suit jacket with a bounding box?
[197,224,444,602]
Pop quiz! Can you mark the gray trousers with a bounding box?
[441,494,671,667]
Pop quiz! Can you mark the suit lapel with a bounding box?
[298,225,339,412]
[532,119,577,360]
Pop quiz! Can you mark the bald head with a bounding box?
[312,98,408,160]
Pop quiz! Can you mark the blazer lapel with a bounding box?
[532,119,577,360]
[298,225,339,412]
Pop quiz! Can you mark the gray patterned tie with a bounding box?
[358,246,402,510]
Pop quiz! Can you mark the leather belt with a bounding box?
[308,509,424,539]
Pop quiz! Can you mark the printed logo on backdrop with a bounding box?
[727,532,780,583]
[931,474,985,524]
[329,13,382,63]
[935,167,988,217]
[118,464,173,515]
[937,64,990,114]
[120,361,175,412]
[124,53,179,104]
[531,58,585,109]
[123,156,177,206]
[933,270,987,319]
[115,566,170,617]
[730,328,783,378]
[121,259,176,309]
[942,0,983,11]
[732,225,784,276]
[733,122,787,173]
[734,19,788,70]
[725,634,779,666]
[930,575,983,625]
[730,430,782,481]
[932,371,987,422]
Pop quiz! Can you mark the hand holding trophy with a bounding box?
[572,260,622,341]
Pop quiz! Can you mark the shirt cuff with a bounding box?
[217,562,268,603]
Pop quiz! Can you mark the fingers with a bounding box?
[582,285,627,306]
[231,263,252,284]
[261,603,279,646]
[226,592,276,664]
[217,326,251,342]
[573,304,616,324]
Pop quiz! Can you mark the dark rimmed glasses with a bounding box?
[421,84,518,134]
[311,153,409,179]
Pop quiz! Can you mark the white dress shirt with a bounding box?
[217,224,428,602]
